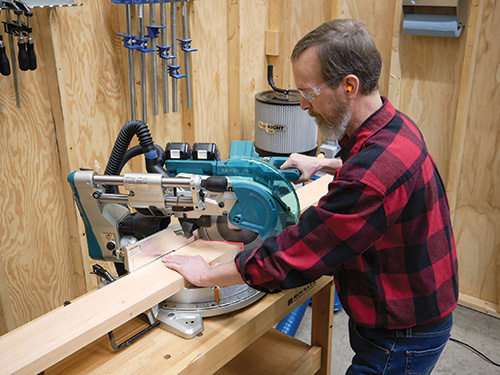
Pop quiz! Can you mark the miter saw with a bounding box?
[67,120,301,339]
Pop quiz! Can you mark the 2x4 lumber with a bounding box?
[459,293,500,319]
[182,1,197,146]
[45,276,332,375]
[0,240,241,375]
[387,0,403,107]
[446,0,484,221]
[36,7,88,295]
[311,276,335,375]
[296,174,332,213]
[227,0,241,144]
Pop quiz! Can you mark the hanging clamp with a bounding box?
[145,25,164,39]
[167,63,186,79]
[177,37,197,53]
[157,45,174,60]
[135,37,154,53]
[116,32,140,50]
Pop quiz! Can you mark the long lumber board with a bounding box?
[296,174,332,213]
[0,240,241,375]
[45,277,333,375]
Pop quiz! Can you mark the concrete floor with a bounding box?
[294,304,500,374]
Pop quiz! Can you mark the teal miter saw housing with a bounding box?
[166,140,300,239]
[67,121,301,266]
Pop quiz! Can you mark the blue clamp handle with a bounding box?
[146,25,165,39]
[157,45,175,60]
[168,64,186,79]
[136,37,154,53]
[177,38,197,53]
[116,33,141,50]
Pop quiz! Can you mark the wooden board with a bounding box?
[0,240,241,375]
[296,175,332,213]
[43,276,333,375]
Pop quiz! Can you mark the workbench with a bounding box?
[44,276,334,375]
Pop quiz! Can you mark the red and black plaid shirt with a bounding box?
[235,97,458,329]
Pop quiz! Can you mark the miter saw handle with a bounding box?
[265,156,301,182]
[277,168,301,182]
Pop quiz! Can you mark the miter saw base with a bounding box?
[157,284,265,338]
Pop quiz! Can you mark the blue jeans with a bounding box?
[346,314,453,375]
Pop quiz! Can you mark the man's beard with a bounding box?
[310,97,352,142]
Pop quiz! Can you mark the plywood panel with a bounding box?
[399,36,464,181]
[289,0,334,84]
[454,0,500,305]
[189,0,230,155]
[0,9,78,329]
[338,0,396,98]
[239,0,268,143]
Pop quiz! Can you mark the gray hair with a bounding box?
[291,19,382,95]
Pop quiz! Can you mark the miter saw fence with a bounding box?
[67,120,301,338]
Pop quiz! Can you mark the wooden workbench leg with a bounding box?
[311,277,334,375]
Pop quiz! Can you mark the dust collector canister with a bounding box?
[254,90,318,157]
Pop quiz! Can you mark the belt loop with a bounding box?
[405,327,413,337]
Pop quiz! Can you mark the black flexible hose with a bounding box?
[103,120,168,193]
[120,144,166,171]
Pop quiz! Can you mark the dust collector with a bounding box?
[254,65,318,157]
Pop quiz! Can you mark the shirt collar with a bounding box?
[337,96,396,161]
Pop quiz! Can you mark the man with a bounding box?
[163,19,458,374]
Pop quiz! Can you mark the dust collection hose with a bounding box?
[103,120,169,193]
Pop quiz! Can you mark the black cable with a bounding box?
[450,337,500,367]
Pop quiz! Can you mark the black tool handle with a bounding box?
[27,41,36,70]
[0,45,11,76]
[18,40,29,71]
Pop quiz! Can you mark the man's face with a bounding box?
[309,90,352,142]
[292,47,352,141]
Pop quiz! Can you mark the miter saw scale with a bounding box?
[67,120,301,339]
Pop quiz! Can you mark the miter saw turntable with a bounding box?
[67,120,301,340]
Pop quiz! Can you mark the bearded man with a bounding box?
[163,19,458,375]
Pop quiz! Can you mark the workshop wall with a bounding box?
[0,0,499,334]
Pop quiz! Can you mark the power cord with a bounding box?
[450,337,500,367]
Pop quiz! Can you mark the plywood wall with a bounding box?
[452,0,500,312]
[1,0,499,334]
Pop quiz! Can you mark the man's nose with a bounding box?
[300,97,312,110]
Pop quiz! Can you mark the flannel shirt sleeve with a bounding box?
[234,177,387,293]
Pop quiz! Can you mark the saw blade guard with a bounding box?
[225,157,300,238]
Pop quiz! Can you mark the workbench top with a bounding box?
[45,276,334,375]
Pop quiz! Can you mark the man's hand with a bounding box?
[161,255,212,286]
[162,255,245,287]
[280,153,342,183]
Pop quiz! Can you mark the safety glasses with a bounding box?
[297,77,337,102]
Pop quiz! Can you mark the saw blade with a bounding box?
[200,215,263,250]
